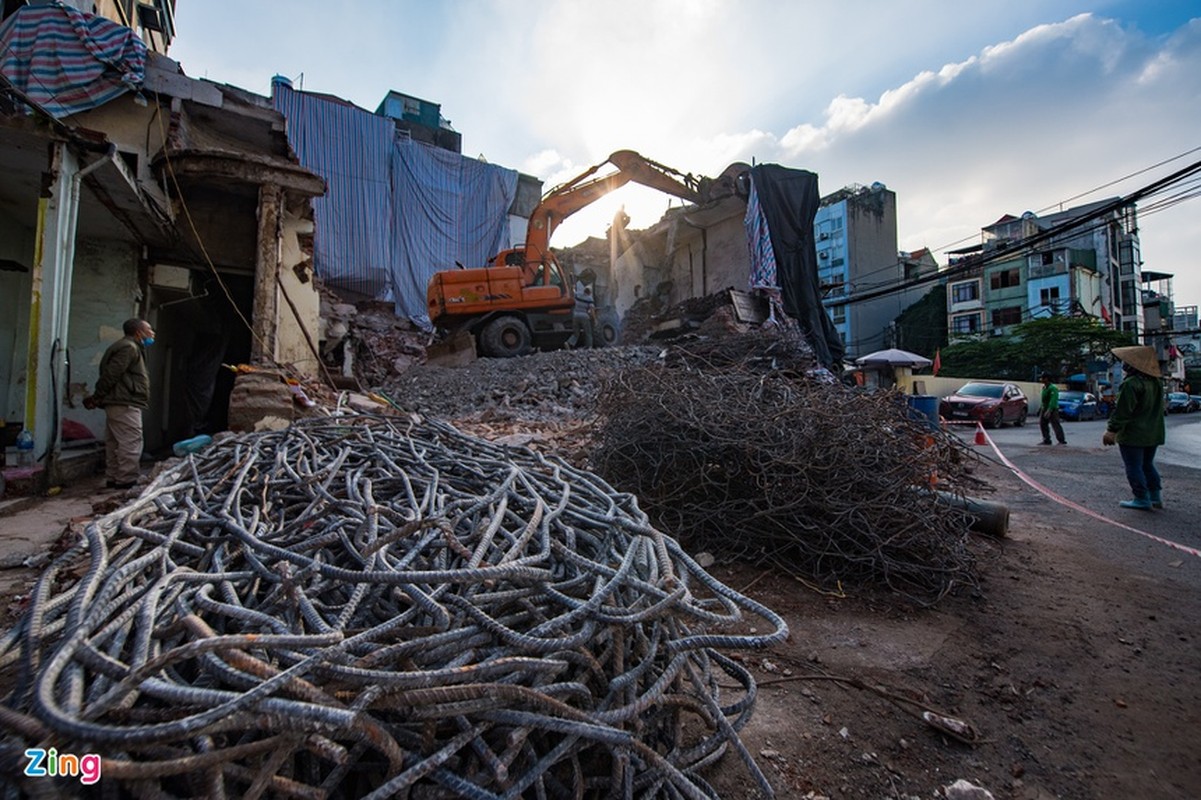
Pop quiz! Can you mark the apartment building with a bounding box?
[945,200,1141,340]
[815,183,935,355]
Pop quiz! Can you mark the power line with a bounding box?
[828,156,1201,308]
[821,145,1201,299]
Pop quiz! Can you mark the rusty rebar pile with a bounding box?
[591,333,980,604]
[0,415,787,799]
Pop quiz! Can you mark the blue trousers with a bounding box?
[1118,444,1160,499]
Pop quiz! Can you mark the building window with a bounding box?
[990,268,1021,290]
[951,282,979,304]
[1120,282,1137,312]
[832,306,846,323]
[1039,287,1061,306]
[951,313,981,335]
[991,306,1022,327]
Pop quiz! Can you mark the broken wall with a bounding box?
[608,198,750,319]
[70,95,172,213]
[275,212,320,376]
[0,215,34,423]
[66,239,142,443]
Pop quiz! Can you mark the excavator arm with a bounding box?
[520,150,715,278]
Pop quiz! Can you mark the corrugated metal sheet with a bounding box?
[0,3,146,118]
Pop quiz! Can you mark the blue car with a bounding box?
[1057,390,1098,421]
[1165,392,1195,413]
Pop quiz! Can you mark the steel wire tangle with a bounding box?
[591,337,981,605]
[0,414,788,799]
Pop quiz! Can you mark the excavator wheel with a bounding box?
[593,310,621,348]
[480,315,533,358]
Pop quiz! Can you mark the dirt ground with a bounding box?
[707,456,1200,800]
[1,344,1198,799]
[384,345,1201,800]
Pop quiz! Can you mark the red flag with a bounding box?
[932,348,941,376]
[1100,304,1111,324]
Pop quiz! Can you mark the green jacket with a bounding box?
[1040,382,1059,414]
[1106,373,1165,447]
[94,336,150,409]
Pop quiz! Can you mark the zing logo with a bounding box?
[24,748,102,785]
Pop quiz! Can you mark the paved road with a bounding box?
[951,412,1200,584]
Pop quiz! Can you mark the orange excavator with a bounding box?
[426,150,732,357]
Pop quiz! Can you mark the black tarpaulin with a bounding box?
[750,165,845,369]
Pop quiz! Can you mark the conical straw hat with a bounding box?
[1111,346,1160,377]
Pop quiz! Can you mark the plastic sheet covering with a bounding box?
[744,179,779,289]
[391,138,517,325]
[273,82,518,325]
[749,165,845,369]
[0,3,146,118]
[272,82,396,299]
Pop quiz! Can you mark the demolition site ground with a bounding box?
[0,343,1197,799]
[377,345,1201,800]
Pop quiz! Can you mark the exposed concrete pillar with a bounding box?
[24,141,77,465]
[250,183,283,364]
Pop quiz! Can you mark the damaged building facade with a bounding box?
[597,173,925,363]
[0,2,324,486]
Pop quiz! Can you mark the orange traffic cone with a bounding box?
[974,422,987,446]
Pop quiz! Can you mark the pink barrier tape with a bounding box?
[975,426,1201,559]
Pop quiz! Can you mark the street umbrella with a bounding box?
[854,348,933,368]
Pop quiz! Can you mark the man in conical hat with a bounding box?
[1102,346,1165,511]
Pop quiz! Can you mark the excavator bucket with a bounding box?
[424,328,477,368]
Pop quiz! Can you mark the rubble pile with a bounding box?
[321,297,430,388]
[620,290,752,345]
[380,345,662,463]
[592,330,982,604]
[1,415,787,798]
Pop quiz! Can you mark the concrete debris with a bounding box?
[944,778,997,800]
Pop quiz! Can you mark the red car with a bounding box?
[939,382,1029,429]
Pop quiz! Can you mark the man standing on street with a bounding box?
[84,318,154,489]
[1102,346,1165,511]
[1038,372,1066,446]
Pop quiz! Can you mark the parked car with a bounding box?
[1191,395,1201,411]
[1165,392,1195,413]
[939,382,1029,429]
[1057,390,1099,421]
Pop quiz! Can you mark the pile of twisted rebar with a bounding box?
[0,416,788,799]
[591,331,982,604]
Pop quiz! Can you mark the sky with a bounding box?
[168,1,1201,309]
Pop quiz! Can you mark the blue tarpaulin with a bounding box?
[272,83,396,300]
[272,81,517,325]
[0,2,146,118]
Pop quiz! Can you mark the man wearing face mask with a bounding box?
[84,318,155,489]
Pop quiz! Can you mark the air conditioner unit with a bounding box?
[137,3,165,32]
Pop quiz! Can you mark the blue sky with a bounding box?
[169,1,1201,308]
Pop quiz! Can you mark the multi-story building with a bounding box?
[2,0,179,52]
[945,200,1141,341]
[815,182,934,354]
[376,90,462,154]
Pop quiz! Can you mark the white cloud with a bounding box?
[167,3,1201,303]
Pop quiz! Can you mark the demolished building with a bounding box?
[0,3,324,486]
